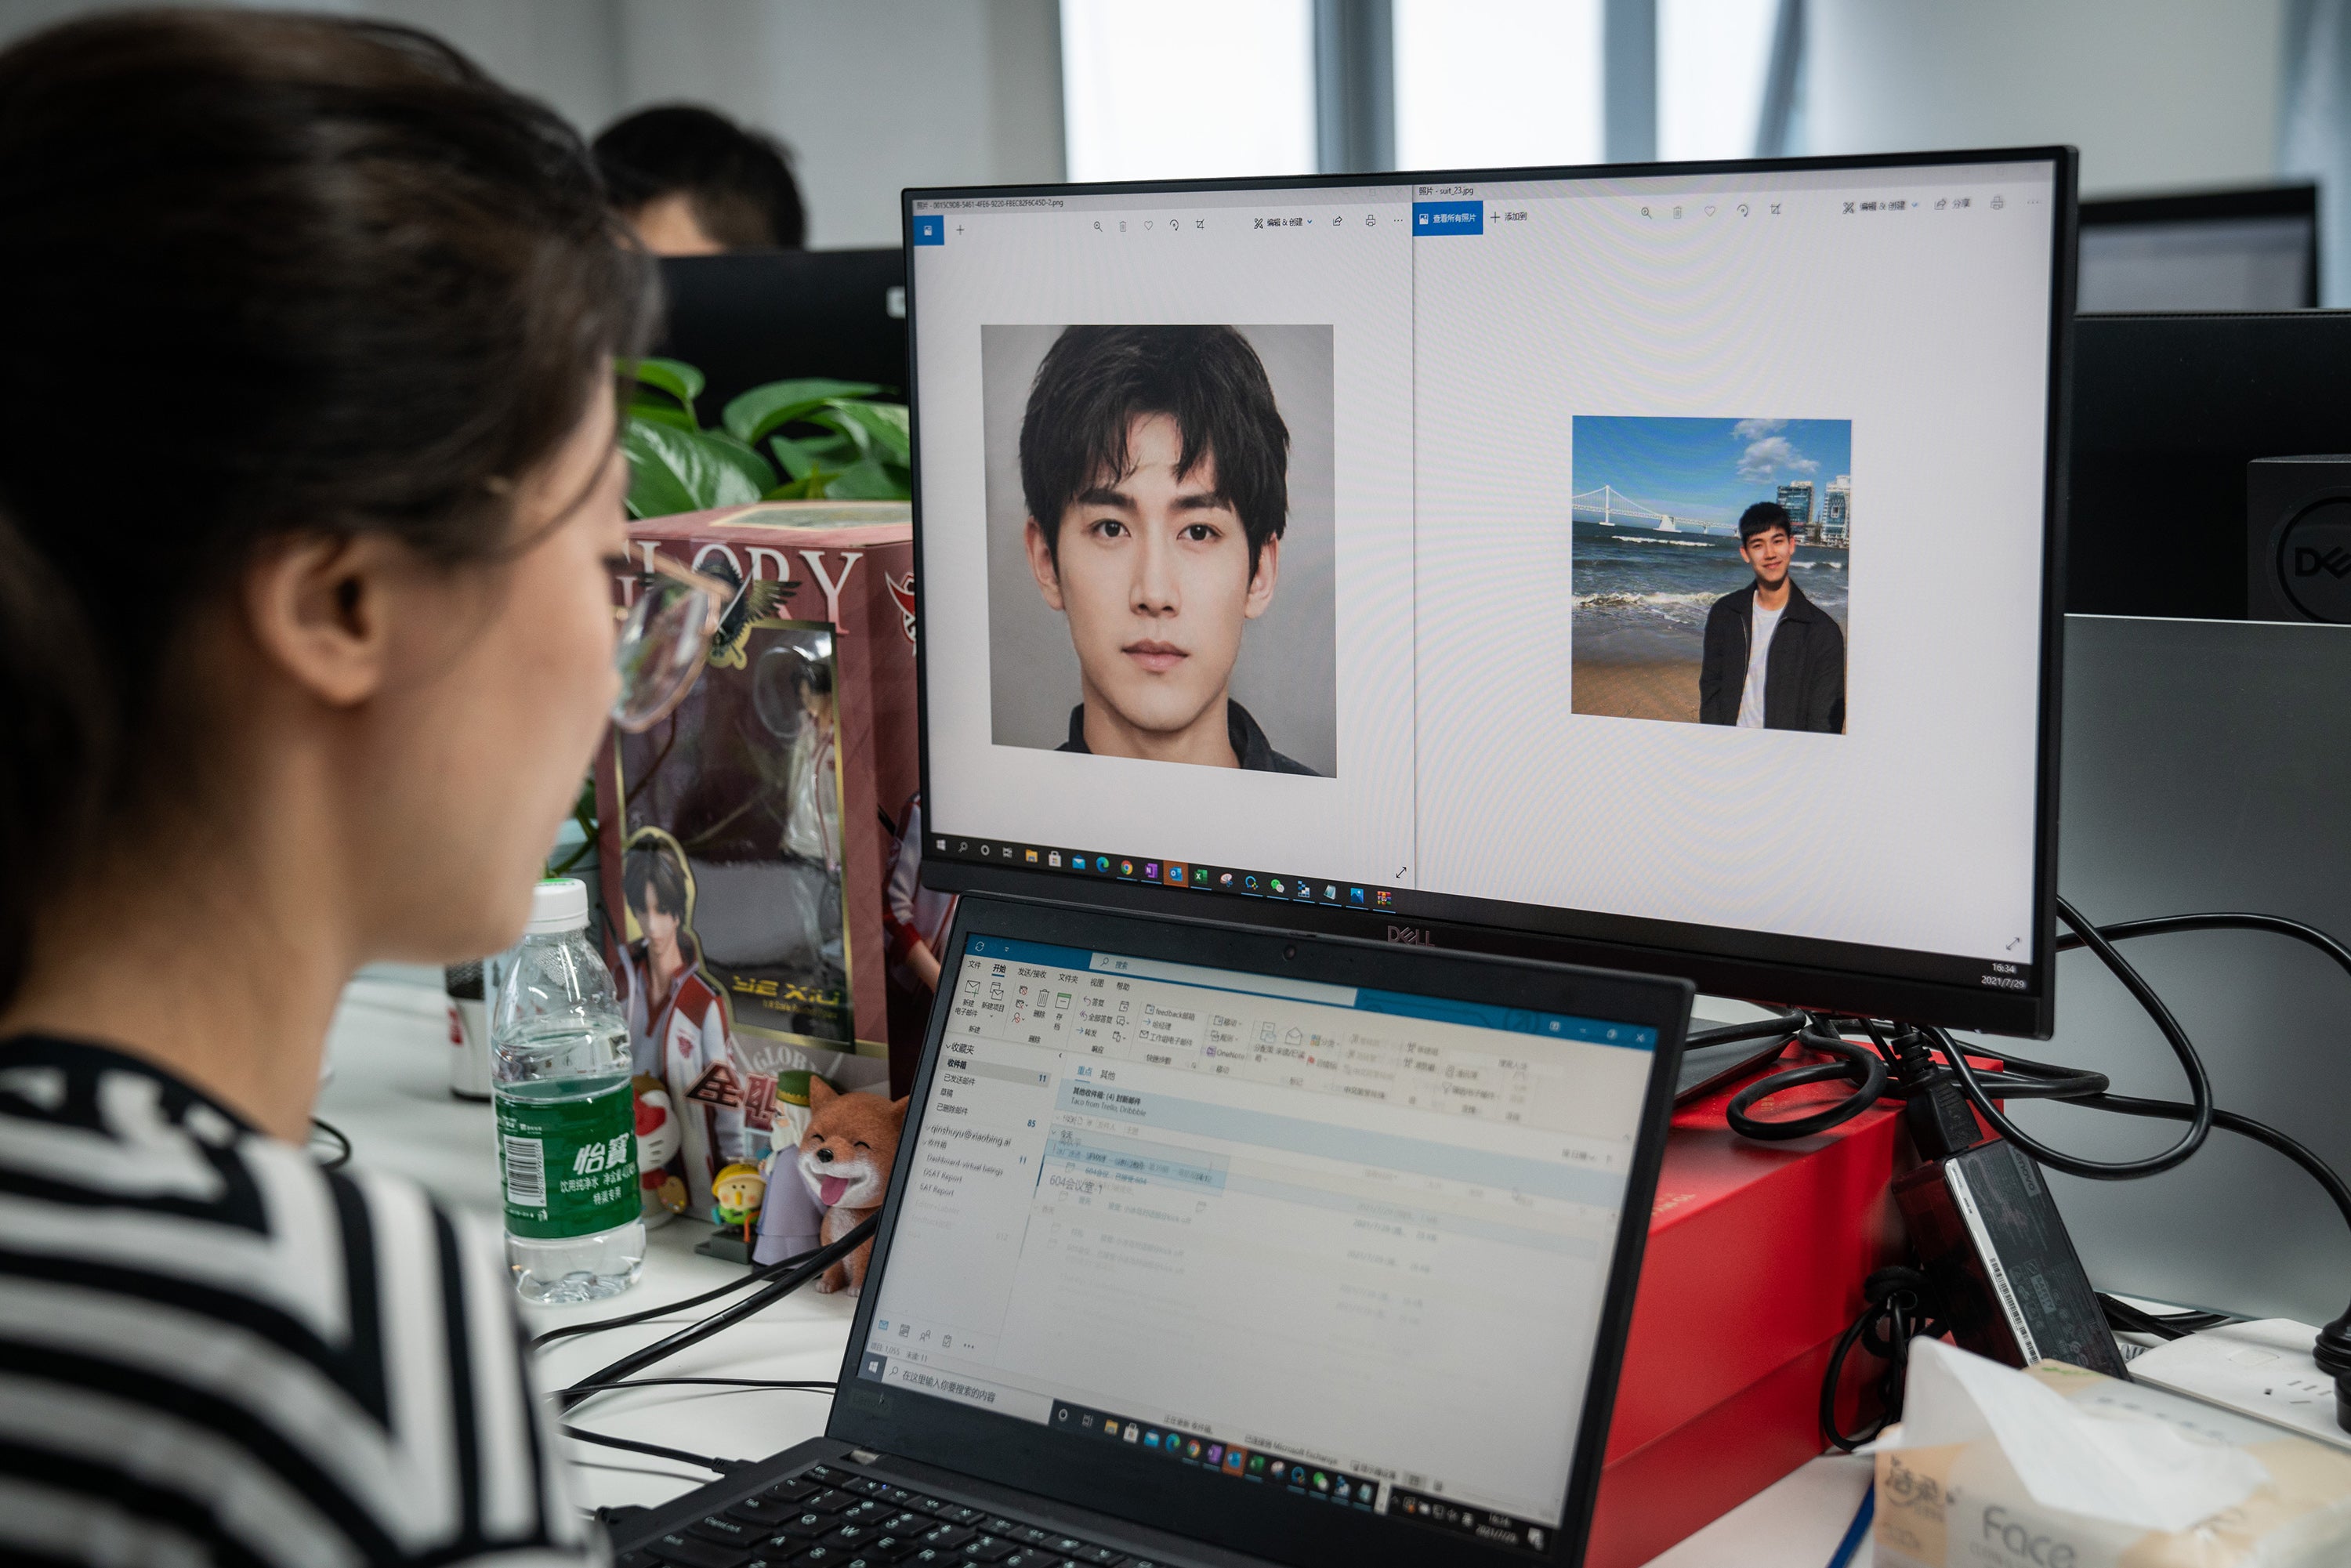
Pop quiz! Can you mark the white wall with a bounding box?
[610,0,1063,247]
[1804,0,2288,197]
[0,0,1067,248]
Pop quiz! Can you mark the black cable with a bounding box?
[2057,911,2351,986]
[2097,1293,2230,1342]
[529,1242,824,1351]
[1937,1048,2110,1102]
[1704,905,2335,1443]
[560,1424,748,1474]
[1713,902,2351,1437]
[556,1215,877,1410]
[1724,900,2220,1161]
[309,1117,352,1171]
[1726,1019,1888,1140]
[1686,1011,1808,1048]
[1720,1014,2104,1143]
[1931,898,2215,1179]
[1821,1267,1947,1450]
[558,1378,838,1396]
[2076,1095,2351,1237]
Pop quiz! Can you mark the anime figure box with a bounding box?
[595,501,916,1216]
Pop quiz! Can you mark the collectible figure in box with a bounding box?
[597,501,915,1215]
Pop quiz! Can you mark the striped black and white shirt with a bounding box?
[0,1035,602,1566]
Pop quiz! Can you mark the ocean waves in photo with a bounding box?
[1570,520,1849,662]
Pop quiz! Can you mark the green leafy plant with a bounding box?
[620,357,911,517]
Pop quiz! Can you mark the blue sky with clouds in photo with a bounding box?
[1573,416,1853,531]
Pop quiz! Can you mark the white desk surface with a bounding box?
[319,978,1874,1568]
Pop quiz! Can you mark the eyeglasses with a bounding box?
[612,554,740,732]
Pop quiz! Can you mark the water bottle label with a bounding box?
[496,1081,636,1239]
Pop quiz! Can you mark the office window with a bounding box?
[1060,0,1317,183]
[1393,0,1603,172]
[1657,0,1779,161]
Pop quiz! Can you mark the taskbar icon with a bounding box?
[939,836,1402,916]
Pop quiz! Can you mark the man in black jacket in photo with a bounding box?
[1697,502,1846,732]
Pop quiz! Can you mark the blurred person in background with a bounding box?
[594,103,806,255]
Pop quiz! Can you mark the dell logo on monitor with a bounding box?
[2293,544,2351,580]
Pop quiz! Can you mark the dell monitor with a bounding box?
[652,248,908,412]
[2077,183,2318,313]
[904,150,2074,1037]
[2069,310,2351,620]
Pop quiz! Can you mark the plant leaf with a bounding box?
[620,418,762,517]
[796,432,857,462]
[824,457,904,500]
[809,407,874,460]
[620,423,700,519]
[767,434,817,482]
[723,378,886,445]
[627,397,699,433]
[702,428,780,494]
[819,399,911,467]
[628,357,705,418]
[766,464,840,502]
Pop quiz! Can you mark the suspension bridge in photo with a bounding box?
[1567,484,1729,536]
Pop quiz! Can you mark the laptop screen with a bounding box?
[852,931,1660,1552]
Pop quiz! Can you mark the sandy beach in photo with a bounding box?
[1567,411,1853,730]
[1574,660,1703,724]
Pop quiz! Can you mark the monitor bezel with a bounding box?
[901,147,2076,1038]
[826,893,1694,1568]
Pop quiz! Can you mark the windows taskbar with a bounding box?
[926,833,1398,914]
[922,832,2043,1010]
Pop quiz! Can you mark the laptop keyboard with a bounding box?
[618,1462,1184,1568]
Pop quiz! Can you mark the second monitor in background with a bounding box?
[2077,183,2318,313]
[654,248,907,415]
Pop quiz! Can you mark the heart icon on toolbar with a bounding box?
[1704,205,1717,216]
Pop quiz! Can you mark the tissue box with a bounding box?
[1875,1345,2351,1567]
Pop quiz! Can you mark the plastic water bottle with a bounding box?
[491,878,644,1302]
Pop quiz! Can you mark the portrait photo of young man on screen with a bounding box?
[1698,501,1847,732]
[1016,325,1320,774]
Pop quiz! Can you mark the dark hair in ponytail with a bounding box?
[0,10,657,1007]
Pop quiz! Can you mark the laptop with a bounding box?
[613,895,1691,1568]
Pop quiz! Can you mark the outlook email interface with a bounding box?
[857,934,1656,1546]
[911,161,2060,993]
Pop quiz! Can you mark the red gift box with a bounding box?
[1589,1054,1937,1567]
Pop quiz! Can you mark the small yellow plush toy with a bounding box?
[709,1161,767,1244]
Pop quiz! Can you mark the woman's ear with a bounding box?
[240,531,410,707]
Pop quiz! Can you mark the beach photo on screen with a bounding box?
[1571,415,1852,732]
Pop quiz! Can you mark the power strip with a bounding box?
[2128,1319,2351,1452]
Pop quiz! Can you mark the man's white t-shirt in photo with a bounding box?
[1737,600,1784,729]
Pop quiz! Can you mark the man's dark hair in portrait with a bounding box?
[1020,326,1290,574]
[1697,500,1846,732]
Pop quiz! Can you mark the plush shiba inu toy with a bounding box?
[796,1080,908,1294]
